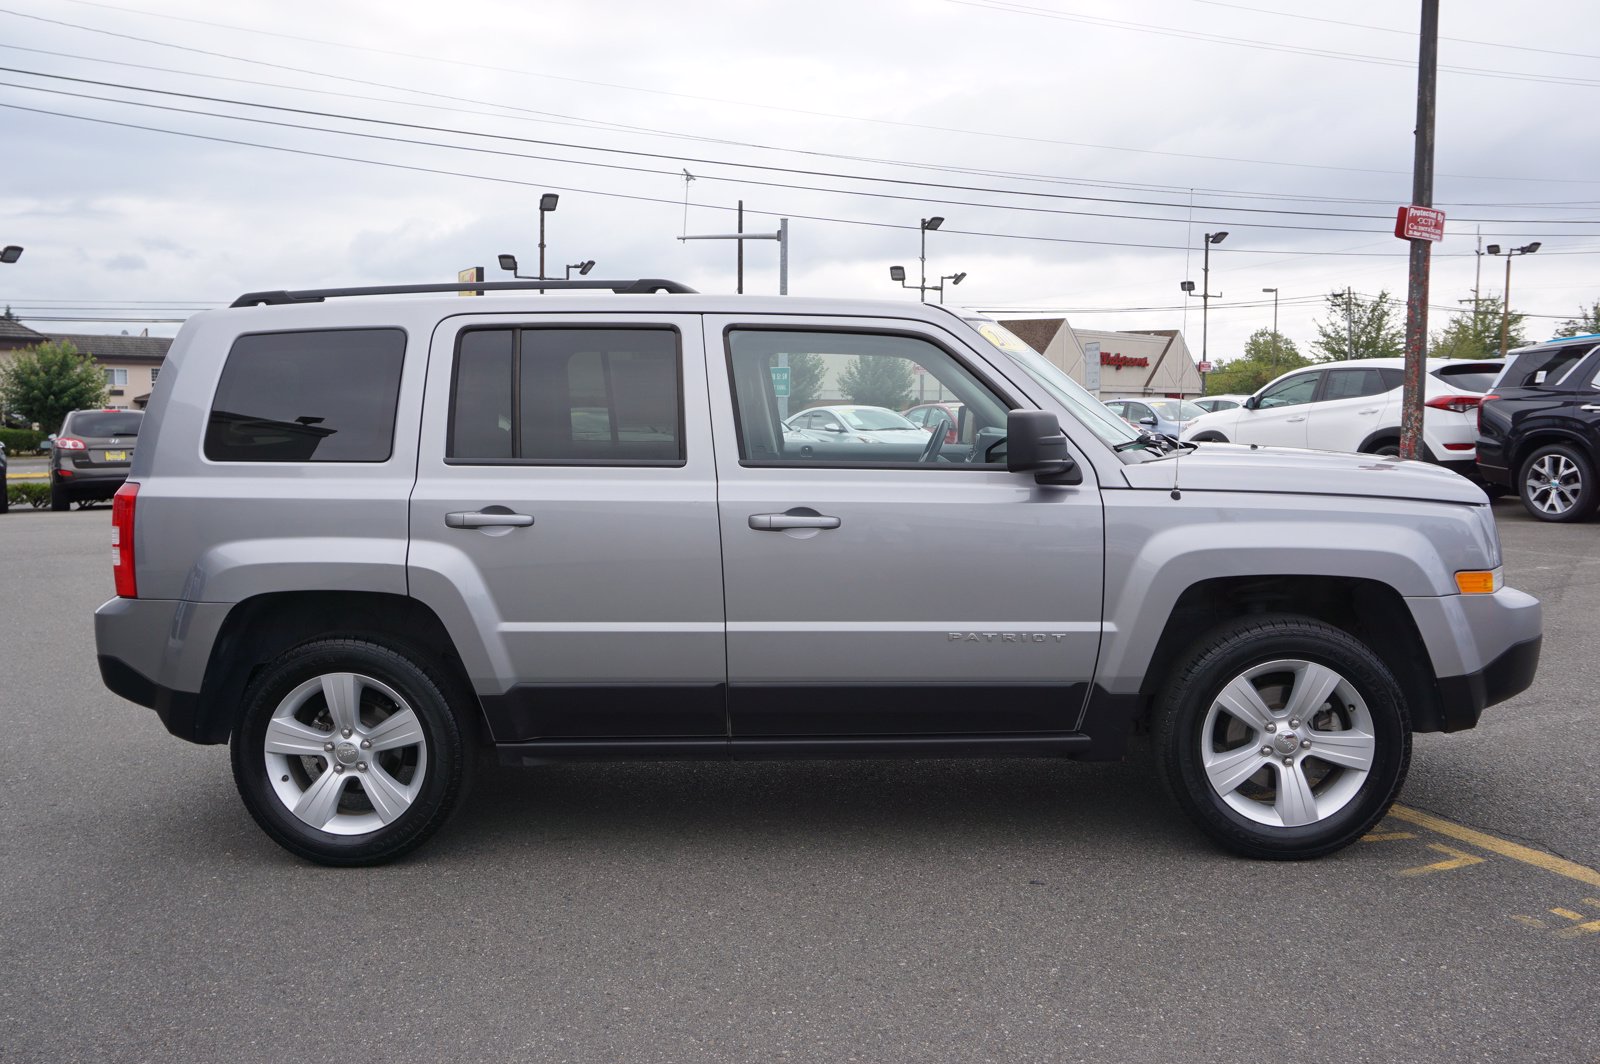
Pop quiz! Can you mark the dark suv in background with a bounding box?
[49,408,144,511]
[1476,335,1600,522]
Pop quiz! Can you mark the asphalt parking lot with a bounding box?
[1,497,1596,1063]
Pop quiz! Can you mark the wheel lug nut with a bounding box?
[342,728,353,738]
[1261,746,1273,755]
[360,739,371,749]
[1282,757,1293,766]
[1301,739,1312,749]
[323,742,334,752]
[1289,719,1300,728]
[357,762,367,772]
[333,764,345,774]
[1265,723,1277,733]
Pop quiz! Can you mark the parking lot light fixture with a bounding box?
[566,260,596,278]
[918,217,944,301]
[0,245,21,264]
[1487,242,1541,356]
[538,193,560,281]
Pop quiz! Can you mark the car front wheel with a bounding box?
[1155,616,1410,859]
[231,639,470,865]
[1518,443,1596,522]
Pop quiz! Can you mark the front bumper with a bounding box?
[1406,587,1542,732]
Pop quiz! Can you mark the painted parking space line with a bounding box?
[1397,842,1486,877]
[1386,804,1600,889]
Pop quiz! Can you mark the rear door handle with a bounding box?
[749,512,841,531]
[1582,404,1600,412]
[1287,416,1307,423]
[1358,408,1380,414]
[446,510,535,528]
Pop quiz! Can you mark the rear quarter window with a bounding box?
[1430,362,1503,393]
[204,328,406,462]
[1499,345,1595,389]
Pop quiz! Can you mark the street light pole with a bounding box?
[1262,287,1279,366]
[537,192,559,283]
[918,216,943,302]
[1487,242,1541,357]
[1181,232,1227,383]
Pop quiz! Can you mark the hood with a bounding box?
[1119,442,1488,505]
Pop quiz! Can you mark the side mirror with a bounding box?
[1007,410,1082,485]
[1242,396,1260,410]
[1138,416,1157,427]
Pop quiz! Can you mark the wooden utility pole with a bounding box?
[1399,0,1439,460]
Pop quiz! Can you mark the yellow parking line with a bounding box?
[1398,843,1485,877]
[1556,920,1600,940]
[1361,831,1418,842]
[1388,804,1600,888]
[5,472,47,480]
[1550,908,1585,921]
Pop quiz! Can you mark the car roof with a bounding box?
[1506,333,1600,356]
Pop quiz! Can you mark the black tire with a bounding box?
[1369,441,1401,458]
[1190,432,1229,443]
[1517,443,1597,523]
[50,481,70,511]
[1154,616,1410,860]
[231,638,471,866]
[0,486,8,514]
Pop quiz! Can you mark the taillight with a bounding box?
[112,482,138,598]
[1478,393,1499,432]
[55,436,87,451]
[1425,395,1483,414]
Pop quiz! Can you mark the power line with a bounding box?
[8,4,1599,187]
[9,69,1600,239]
[951,0,1600,88]
[1191,1,1600,63]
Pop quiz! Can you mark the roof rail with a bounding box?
[230,278,698,308]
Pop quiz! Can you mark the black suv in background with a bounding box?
[1476,335,1600,522]
[48,408,144,511]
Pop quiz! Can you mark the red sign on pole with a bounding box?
[1394,205,1446,242]
[1196,361,1213,374]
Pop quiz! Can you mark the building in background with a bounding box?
[1001,318,1201,399]
[0,325,171,411]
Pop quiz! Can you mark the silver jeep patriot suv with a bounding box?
[94,278,1543,865]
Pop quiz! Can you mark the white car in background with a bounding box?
[1193,393,1250,413]
[1180,357,1504,477]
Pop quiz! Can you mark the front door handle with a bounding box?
[1582,404,1600,412]
[1287,416,1307,423]
[749,512,842,531]
[446,510,535,529]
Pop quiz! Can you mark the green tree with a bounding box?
[1554,298,1600,338]
[837,355,914,409]
[1430,296,1526,359]
[786,352,827,407]
[1204,328,1310,395]
[1311,289,1403,361]
[0,341,108,430]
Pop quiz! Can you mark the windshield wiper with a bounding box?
[1113,430,1178,454]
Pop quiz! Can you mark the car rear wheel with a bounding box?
[50,481,69,511]
[231,638,471,865]
[1518,443,1597,523]
[1155,616,1410,859]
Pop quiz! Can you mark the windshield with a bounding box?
[840,407,917,431]
[966,320,1142,448]
[1148,399,1208,421]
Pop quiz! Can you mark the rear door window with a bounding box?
[449,327,683,464]
[1321,368,1389,402]
[205,328,406,462]
[1501,345,1595,388]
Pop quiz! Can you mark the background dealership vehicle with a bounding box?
[781,404,931,460]
[48,408,143,511]
[94,281,1541,866]
[1102,397,1206,439]
[1194,393,1249,414]
[901,401,965,444]
[1181,357,1503,475]
[1476,334,1600,522]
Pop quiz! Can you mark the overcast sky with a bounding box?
[3,0,1598,362]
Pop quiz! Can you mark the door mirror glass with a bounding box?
[1138,416,1157,427]
[1242,396,1259,411]
[1006,410,1081,485]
